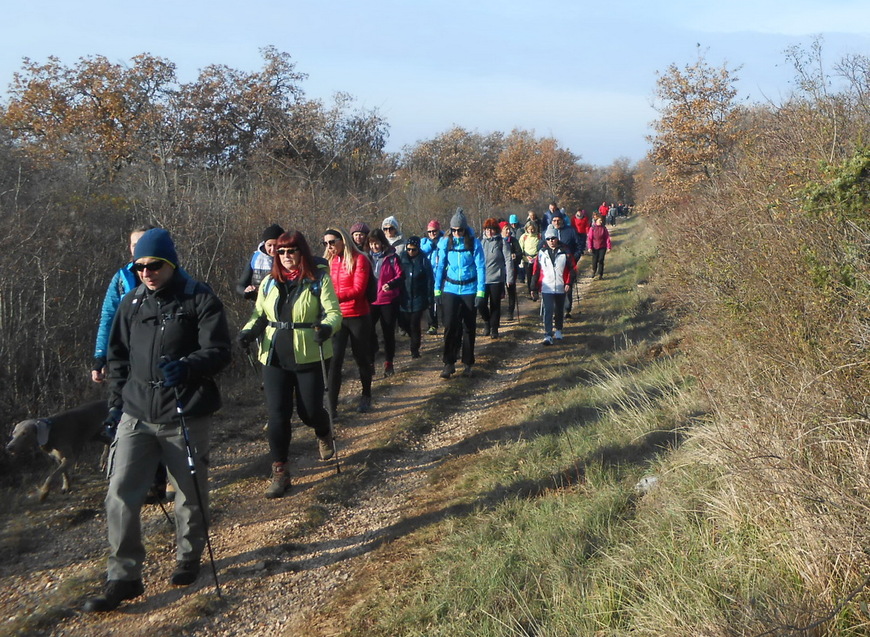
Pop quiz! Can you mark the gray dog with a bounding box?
[6,400,108,501]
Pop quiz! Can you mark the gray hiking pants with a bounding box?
[105,412,211,581]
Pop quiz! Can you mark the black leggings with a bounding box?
[262,363,330,463]
[398,308,426,355]
[441,292,477,366]
[328,314,373,413]
[370,300,399,364]
[479,282,503,332]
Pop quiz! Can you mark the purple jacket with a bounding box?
[371,249,402,305]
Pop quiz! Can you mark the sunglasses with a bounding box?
[276,247,299,255]
[427,229,438,234]
[451,227,465,233]
[322,239,338,246]
[383,227,395,232]
[133,261,166,272]
[546,237,559,241]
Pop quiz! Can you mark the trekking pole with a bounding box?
[317,341,341,475]
[172,387,222,599]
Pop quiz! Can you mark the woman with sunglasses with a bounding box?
[530,225,575,345]
[322,227,374,414]
[367,228,402,377]
[238,231,342,498]
[433,208,486,378]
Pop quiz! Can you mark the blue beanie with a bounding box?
[133,228,178,268]
[509,214,518,224]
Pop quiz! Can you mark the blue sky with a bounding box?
[2,1,869,165]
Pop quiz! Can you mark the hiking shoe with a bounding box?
[170,559,201,586]
[491,330,499,340]
[358,395,371,413]
[462,364,473,378]
[265,462,291,499]
[384,361,394,377]
[564,311,572,319]
[542,335,553,346]
[554,329,563,340]
[427,326,437,335]
[440,363,455,379]
[83,579,144,612]
[411,349,421,359]
[483,325,491,336]
[318,434,335,461]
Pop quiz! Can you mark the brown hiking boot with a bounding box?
[265,462,291,499]
[318,434,335,461]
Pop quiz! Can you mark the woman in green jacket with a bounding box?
[238,231,342,498]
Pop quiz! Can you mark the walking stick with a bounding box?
[173,388,222,599]
[317,341,341,475]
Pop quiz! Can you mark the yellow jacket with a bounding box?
[243,265,342,365]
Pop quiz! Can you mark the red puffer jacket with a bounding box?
[329,252,371,317]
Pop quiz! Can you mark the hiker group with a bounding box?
[82,202,615,611]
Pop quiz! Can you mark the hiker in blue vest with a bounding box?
[84,228,232,612]
[397,236,434,359]
[238,231,342,499]
[433,208,486,379]
[92,225,154,383]
[421,219,444,335]
[236,224,284,301]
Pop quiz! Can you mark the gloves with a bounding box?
[313,323,333,344]
[158,359,189,388]
[97,408,123,445]
[434,289,442,298]
[475,295,486,310]
[237,329,255,349]
[92,356,106,373]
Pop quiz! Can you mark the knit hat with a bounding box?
[133,228,178,268]
[499,221,509,231]
[509,214,518,224]
[426,219,441,231]
[544,225,558,239]
[261,223,284,242]
[450,207,467,230]
[350,222,370,235]
[406,235,421,248]
[381,215,401,234]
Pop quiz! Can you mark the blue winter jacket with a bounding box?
[433,231,486,298]
[94,264,138,361]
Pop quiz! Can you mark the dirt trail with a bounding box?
[0,277,594,637]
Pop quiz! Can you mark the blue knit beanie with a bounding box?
[133,228,178,268]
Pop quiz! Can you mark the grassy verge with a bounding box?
[340,214,869,636]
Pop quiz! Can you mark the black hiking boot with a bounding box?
[83,579,144,612]
[358,395,371,413]
[170,559,201,586]
[440,363,455,379]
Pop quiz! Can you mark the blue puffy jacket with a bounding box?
[433,231,485,298]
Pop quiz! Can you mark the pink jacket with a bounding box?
[371,250,402,305]
[587,225,611,250]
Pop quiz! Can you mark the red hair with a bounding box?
[271,231,317,282]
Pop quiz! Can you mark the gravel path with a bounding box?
[0,298,566,637]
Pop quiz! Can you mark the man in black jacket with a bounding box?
[85,228,231,612]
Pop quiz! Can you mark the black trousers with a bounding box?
[370,299,399,364]
[328,314,373,413]
[479,282,503,334]
[262,363,330,463]
[591,248,607,277]
[441,292,477,366]
[398,308,426,356]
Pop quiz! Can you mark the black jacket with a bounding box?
[398,250,434,313]
[107,271,232,423]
